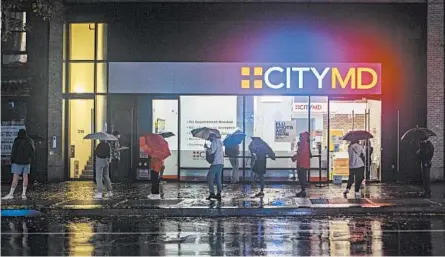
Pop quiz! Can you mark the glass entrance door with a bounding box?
[151,99,179,180]
[68,99,94,179]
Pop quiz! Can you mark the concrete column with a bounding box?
[427,0,444,181]
[47,3,65,181]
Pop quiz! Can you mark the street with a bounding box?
[2,215,445,256]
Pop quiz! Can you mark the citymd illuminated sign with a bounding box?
[108,62,381,95]
[240,65,380,92]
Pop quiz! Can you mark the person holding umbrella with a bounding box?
[94,140,113,199]
[205,133,224,201]
[223,130,245,184]
[401,127,436,198]
[140,133,172,200]
[342,130,372,198]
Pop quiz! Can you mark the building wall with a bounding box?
[427,0,444,181]
[44,0,443,182]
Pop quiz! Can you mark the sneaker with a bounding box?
[21,194,27,200]
[215,193,222,201]
[105,192,113,198]
[296,191,307,198]
[254,192,265,198]
[93,193,103,199]
[355,192,361,199]
[147,194,161,200]
[2,194,13,200]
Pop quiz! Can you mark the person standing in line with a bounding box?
[147,157,164,200]
[416,139,434,198]
[250,142,275,198]
[293,132,311,198]
[205,133,224,201]
[109,131,121,181]
[344,139,366,198]
[226,144,240,184]
[2,129,35,200]
[94,140,113,199]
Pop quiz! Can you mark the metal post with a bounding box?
[397,110,400,174]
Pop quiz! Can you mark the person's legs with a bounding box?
[207,165,217,195]
[345,169,356,191]
[2,165,20,199]
[21,165,30,199]
[95,158,105,195]
[258,170,265,192]
[229,158,239,183]
[214,165,223,195]
[422,163,431,196]
[297,168,308,191]
[354,167,365,193]
[102,161,112,193]
[151,171,160,194]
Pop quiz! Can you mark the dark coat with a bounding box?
[11,129,35,165]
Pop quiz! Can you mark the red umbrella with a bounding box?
[140,134,171,160]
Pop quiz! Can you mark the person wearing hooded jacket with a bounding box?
[293,132,311,197]
[2,129,35,200]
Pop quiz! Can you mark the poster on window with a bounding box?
[1,121,26,161]
[274,121,296,142]
[154,118,166,133]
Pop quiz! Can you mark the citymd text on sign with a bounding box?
[240,64,380,92]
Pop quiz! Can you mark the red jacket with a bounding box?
[293,132,310,169]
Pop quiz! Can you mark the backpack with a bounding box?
[206,151,215,164]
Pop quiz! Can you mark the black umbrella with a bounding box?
[401,127,436,143]
[158,132,175,138]
[250,137,275,160]
[342,130,373,142]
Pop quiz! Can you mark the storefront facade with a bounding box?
[44,1,443,183]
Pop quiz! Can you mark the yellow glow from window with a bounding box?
[69,63,94,93]
[69,23,95,60]
[97,24,108,60]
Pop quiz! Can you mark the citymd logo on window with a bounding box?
[240,65,380,92]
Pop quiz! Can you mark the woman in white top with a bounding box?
[344,140,365,198]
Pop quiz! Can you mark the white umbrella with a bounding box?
[83,132,118,141]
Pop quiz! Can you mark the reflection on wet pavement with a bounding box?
[2,215,445,256]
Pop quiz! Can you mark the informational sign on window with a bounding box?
[274,121,296,142]
[1,121,26,161]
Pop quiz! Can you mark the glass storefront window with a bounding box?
[69,63,94,93]
[96,63,107,93]
[95,95,107,133]
[180,95,241,180]
[69,23,95,60]
[96,24,108,60]
[309,96,329,182]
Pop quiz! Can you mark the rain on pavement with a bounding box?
[2,215,445,256]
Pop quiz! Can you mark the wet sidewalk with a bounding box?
[1,182,445,217]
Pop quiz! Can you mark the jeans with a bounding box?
[257,170,265,192]
[151,171,160,194]
[346,167,365,193]
[96,157,112,193]
[229,157,239,183]
[421,161,431,194]
[297,168,308,191]
[207,164,223,194]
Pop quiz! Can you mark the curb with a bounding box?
[17,206,445,218]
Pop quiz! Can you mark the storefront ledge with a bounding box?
[10,205,445,218]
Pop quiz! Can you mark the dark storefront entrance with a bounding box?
[62,2,427,183]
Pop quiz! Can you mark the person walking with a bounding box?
[205,133,224,201]
[416,139,434,198]
[2,129,35,200]
[293,132,311,198]
[94,140,113,199]
[147,157,164,200]
[344,140,366,198]
[225,144,240,183]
